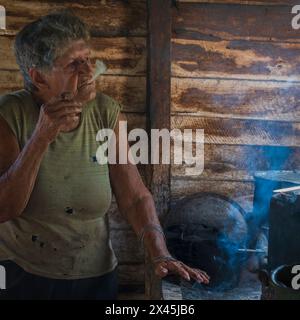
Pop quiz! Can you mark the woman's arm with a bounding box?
[0,97,84,223]
[109,113,209,283]
[0,116,49,222]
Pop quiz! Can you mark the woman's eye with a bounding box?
[67,61,78,71]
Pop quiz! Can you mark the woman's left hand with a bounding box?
[154,259,210,284]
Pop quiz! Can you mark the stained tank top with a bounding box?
[0,89,121,279]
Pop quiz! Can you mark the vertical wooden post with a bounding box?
[145,0,172,300]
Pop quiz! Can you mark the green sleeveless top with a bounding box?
[0,89,121,279]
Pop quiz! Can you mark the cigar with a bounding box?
[59,60,107,101]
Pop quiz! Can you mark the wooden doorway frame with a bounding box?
[145,0,172,300]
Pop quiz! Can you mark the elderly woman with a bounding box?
[0,11,209,300]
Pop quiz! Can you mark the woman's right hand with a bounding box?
[33,96,83,144]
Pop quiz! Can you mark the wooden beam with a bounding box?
[0,36,147,76]
[171,116,300,147]
[171,144,300,182]
[0,0,147,36]
[171,78,300,121]
[172,3,300,42]
[146,0,172,300]
[172,38,300,81]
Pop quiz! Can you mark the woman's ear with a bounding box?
[28,68,49,91]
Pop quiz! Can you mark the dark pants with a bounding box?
[0,261,118,300]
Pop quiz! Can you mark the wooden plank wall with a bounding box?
[2,0,300,291]
[171,0,300,213]
[0,0,147,287]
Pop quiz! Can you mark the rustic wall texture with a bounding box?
[1,0,300,291]
[171,0,300,214]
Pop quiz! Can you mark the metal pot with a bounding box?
[260,265,300,300]
[164,193,248,290]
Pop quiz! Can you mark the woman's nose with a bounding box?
[78,59,93,75]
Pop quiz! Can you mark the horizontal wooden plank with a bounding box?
[172,38,300,81]
[0,71,146,113]
[171,115,300,146]
[0,30,15,36]
[171,179,254,212]
[177,0,298,4]
[117,264,145,285]
[0,70,23,92]
[172,3,300,42]
[1,0,146,36]
[171,144,300,181]
[171,78,300,121]
[0,36,15,70]
[99,75,146,113]
[123,113,146,132]
[0,36,146,76]
[110,229,144,263]
[91,37,146,76]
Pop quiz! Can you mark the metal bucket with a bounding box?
[260,265,300,300]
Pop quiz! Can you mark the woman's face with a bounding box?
[42,39,97,104]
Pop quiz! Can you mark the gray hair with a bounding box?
[14,10,90,92]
